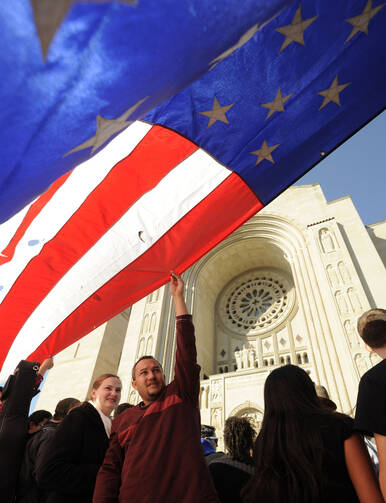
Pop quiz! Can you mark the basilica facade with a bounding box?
[36,184,386,447]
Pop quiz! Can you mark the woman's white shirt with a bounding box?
[89,400,112,438]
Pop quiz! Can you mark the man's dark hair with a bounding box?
[224,417,255,464]
[0,386,3,393]
[53,397,80,420]
[115,403,134,417]
[28,409,52,426]
[357,308,386,348]
[132,355,163,380]
[200,424,215,438]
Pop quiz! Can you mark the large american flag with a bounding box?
[0,0,385,380]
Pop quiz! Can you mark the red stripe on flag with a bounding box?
[0,172,72,265]
[0,126,198,366]
[28,172,263,362]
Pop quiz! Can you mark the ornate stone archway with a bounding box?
[185,210,359,412]
[229,401,264,433]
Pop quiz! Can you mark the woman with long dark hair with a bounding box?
[242,365,383,503]
[37,373,121,503]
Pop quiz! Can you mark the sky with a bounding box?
[295,110,385,226]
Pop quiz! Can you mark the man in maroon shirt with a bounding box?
[93,272,219,503]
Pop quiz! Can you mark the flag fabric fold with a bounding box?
[0,0,292,224]
[0,0,385,379]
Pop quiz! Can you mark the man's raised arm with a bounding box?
[169,271,188,316]
[170,272,200,402]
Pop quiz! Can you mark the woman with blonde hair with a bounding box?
[37,373,121,503]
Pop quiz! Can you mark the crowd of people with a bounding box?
[0,273,385,502]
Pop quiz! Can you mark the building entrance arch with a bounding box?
[229,401,264,433]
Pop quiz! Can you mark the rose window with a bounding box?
[218,269,294,335]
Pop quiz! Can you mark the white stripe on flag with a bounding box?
[0,121,152,303]
[0,148,230,380]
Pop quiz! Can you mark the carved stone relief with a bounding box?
[235,345,256,370]
[248,347,256,368]
[242,346,249,369]
[262,336,273,354]
[204,386,209,409]
[347,288,362,313]
[335,291,349,315]
[147,289,160,303]
[326,264,339,288]
[355,353,369,376]
[211,407,223,434]
[200,386,210,409]
[344,320,359,348]
[211,380,223,402]
[338,261,351,284]
[319,228,336,254]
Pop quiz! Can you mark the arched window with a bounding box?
[138,338,145,358]
[286,356,291,364]
[280,356,285,365]
[303,352,309,363]
[297,354,302,364]
[146,336,153,354]
[150,313,157,333]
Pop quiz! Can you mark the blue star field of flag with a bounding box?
[144,1,386,205]
[0,0,293,224]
